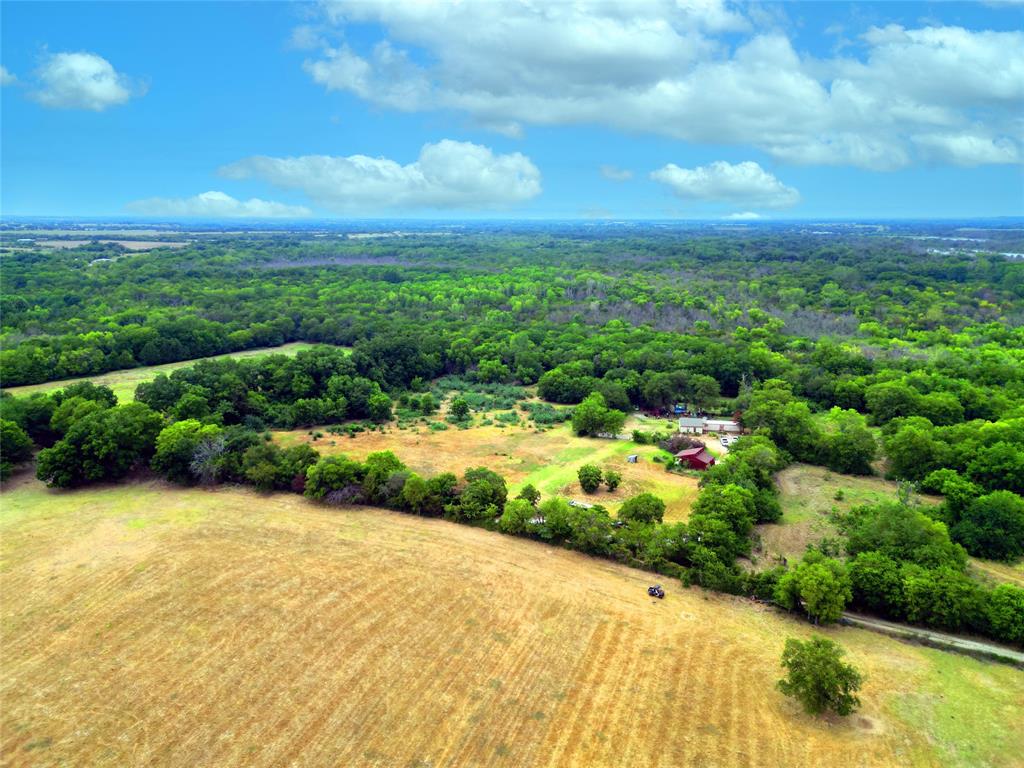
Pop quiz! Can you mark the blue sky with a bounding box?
[2,1,1022,219]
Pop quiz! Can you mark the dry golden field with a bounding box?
[276,423,701,523]
[2,479,1022,767]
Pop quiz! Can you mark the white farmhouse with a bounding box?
[677,417,743,435]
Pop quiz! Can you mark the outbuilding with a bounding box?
[677,417,706,434]
[675,446,716,470]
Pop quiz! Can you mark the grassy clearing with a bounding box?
[969,558,1024,588]
[277,422,700,522]
[2,342,340,403]
[759,464,941,564]
[1,480,1021,767]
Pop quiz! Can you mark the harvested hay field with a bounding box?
[758,464,942,564]
[2,342,341,403]
[2,481,1022,767]
[277,423,700,522]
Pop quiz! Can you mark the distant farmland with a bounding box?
[2,480,1021,768]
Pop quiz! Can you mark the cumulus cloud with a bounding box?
[31,52,141,111]
[300,2,1023,169]
[0,66,16,86]
[651,161,800,209]
[913,132,1020,166]
[219,139,542,212]
[723,211,763,220]
[600,165,634,181]
[127,191,311,218]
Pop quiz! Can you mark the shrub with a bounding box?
[449,397,471,421]
[578,464,603,493]
[604,469,622,491]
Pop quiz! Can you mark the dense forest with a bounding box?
[1,223,1022,646]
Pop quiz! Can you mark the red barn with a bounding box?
[675,446,716,470]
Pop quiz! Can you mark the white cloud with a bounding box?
[651,161,800,208]
[600,165,633,182]
[723,211,763,220]
[0,66,16,86]
[219,139,542,212]
[913,132,1021,165]
[300,3,1023,169]
[127,191,311,218]
[32,52,141,111]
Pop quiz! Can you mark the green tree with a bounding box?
[571,392,625,437]
[400,473,429,513]
[691,483,757,538]
[777,636,863,716]
[951,491,1024,561]
[50,396,107,436]
[499,498,535,534]
[516,483,541,506]
[363,451,406,503]
[36,403,164,488]
[902,566,986,632]
[0,419,33,480]
[822,409,877,475]
[966,442,1024,494]
[151,419,223,484]
[987,584,1024,645]
[848,552,906,617]
[578,463,603,493]
[884,425,949,482]
[775,552,852,625]
[304,455,366,499]
[618,492,666,525]
[367,392,393,422]
[453,466,508,521]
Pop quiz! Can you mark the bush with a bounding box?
[578,463,603,493]
[777,636,863,716]
[449,397,471,421]
[604,470,622,491]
